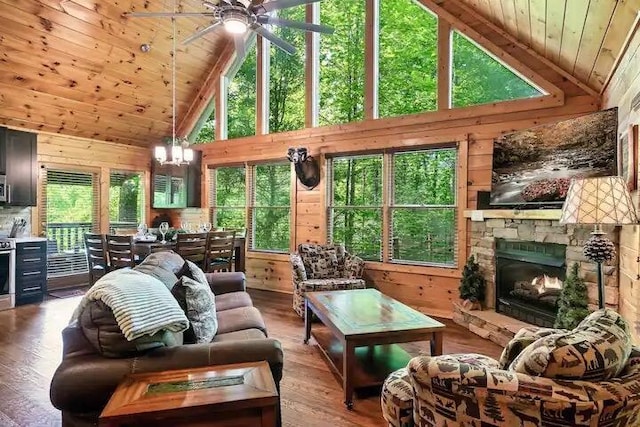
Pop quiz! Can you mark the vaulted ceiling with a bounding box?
[0,0,638,147]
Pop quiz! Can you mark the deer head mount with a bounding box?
[287,147,320,190]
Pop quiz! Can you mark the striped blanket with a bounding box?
[71,269,188,341]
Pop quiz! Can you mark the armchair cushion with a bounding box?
[381,368,413,427]
[290,253,307,283]
[498,326,566,369]
[300,278,366,292]
[510,308,632,381]
[298,244,342,279]
[344,253,365,279]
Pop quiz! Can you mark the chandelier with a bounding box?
[154,3,193,166]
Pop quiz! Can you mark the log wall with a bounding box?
[603,19,640,342]
[198,94,599,318]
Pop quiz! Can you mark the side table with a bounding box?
[99,361,278,427]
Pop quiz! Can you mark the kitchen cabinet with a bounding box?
[152,151,201,209]
[0,127,38,206]
[15,240,47,306]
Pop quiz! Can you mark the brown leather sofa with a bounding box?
[49,252,283,427]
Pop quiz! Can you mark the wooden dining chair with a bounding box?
[204,231,235,273]
[175,232,208,269]
[105,234,136,270]
[84,233,109,285]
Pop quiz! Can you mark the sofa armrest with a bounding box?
[290,253,307,285]
[51,338,283,414]
[344,253,365,279]
[206,272,246,295]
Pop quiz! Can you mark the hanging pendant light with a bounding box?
[154,1,193,166]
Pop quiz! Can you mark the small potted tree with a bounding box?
[555,263,590,329]
[459,255,486,310]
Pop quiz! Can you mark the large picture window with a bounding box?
[328,155,383,260]
[109,171,144,233]
[391,149,457,265]
[209,166,246,230]
[250,163,290,252]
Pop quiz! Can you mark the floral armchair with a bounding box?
[290,243,365,317]
[382,309,640,427]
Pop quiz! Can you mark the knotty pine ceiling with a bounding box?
[458,0,640,92]
[0,0,638,147]
[0,0,229,146]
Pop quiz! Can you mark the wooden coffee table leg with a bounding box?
[304,299,312,344]
[343,341,355,410]
[431,331,443,356]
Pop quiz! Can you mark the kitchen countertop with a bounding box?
[12,237,47,243]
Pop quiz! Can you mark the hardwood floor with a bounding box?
[0,289,502,427]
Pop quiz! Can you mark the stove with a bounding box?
[0,239,16,250]
[0,238,16,310]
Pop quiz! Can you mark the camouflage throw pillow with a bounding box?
[171,276,218,344]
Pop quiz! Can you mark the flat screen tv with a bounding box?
[490,107,618,207]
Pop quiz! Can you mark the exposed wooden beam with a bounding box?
[305,3,318,128]
[365,0,379,120]
[437,19,452,110]
[601,11,640,95]
[419,0,565,104]
[177,40,235,137]
[445,0,600,99]
[256,35,267,135]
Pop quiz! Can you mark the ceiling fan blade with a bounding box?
[182,21,223,45]
[126,11,215,18]
[252,25,296,55]
[234,34,246,60]
[257,16,334,34]
[252,0,321,14]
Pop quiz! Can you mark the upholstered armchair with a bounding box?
[382,310,640,427]
[290,243,366,317]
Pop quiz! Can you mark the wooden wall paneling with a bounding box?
[573,0,618,84]
[544,0,566,65]
[365,0,378,120]
[513,0,531,47]
[291,164,298,251]
[557,1,590,77]
[437,20,452,110]
[457,136,469,264]
[245,252,292,293]
[498,0,518,38]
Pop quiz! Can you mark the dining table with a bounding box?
[132,237,246,273]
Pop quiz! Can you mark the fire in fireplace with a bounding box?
[495,239,566,327]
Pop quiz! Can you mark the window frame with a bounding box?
[208,165,247,230]
[248,161,292,254]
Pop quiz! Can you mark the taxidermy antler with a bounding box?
[287,147,320,190]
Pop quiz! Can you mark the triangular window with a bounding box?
[451,31,543,108]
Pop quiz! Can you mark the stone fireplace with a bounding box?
[455,211,620,346]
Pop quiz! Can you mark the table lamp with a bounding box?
[560,176,638,309]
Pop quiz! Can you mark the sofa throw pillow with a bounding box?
[509,309,632,381]
[498,327,566,369]
[184,260,210,287]
[171,276,218,343]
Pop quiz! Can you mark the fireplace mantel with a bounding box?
[463,209,563,221]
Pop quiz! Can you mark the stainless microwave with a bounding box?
[0,175,7,202]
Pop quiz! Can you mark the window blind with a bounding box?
[209,166,247,230]
[41,169,99,279]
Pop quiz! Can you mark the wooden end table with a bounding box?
[99,361,278,427]
[304,289,445,410]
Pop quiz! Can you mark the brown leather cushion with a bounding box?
[212,328,266,343]
[78,300,179,358]
[216,307,267,336]
[215,292,253,312]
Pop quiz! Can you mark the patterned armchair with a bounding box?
[382,310,640,427]
[290,243,365,317]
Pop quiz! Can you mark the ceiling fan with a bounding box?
[126,0,334,56]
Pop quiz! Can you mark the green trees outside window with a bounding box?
[194,101,215,143]
[379,0,438,118]
[329,155,383,260]
[211,167,246,230]
[109,171,143,232]
[319,0,365,126]
[392,149,457,265]
[227,42,257,139]
[251,164,290,252]
[452,31,542,108]
[269,6,306,133]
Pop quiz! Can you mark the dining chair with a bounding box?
[204,231,235,272]
[84,233,109,285]
[175,232,208,269]
[105,234,136,270]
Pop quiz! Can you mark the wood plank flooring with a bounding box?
[0,289,502,426]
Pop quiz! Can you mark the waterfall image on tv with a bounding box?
[490,108,618,206]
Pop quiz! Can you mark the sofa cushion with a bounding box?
[212,328,266,343]
[216,306,267,335]
[499,326,566,369]
[171,276,218,344]
[215,292,253,312]
[510,309,632,381]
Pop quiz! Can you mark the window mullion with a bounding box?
[382,151,392,263]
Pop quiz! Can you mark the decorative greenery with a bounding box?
[554,263,590,329]
[459,255,486,303]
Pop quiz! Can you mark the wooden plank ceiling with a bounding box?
[457,0,640,93]
[0,0,229,146]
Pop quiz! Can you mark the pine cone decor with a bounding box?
[583,234,616,263]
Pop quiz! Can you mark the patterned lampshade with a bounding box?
[560,176,638,225]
